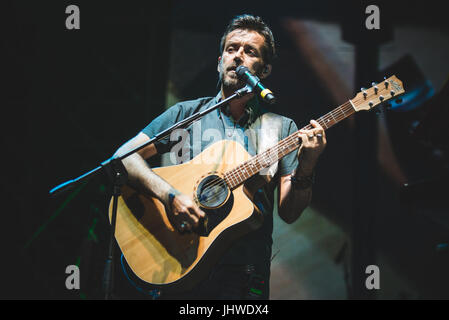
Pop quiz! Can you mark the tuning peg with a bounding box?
[361,87,367,99]
[384,77,389,88]
[360,87,368,99]
[368,101,374,108]
[379,95,384,102]
[390,90,395,96]
[372,82,378,94]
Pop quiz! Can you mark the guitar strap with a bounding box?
[255,112,283,184]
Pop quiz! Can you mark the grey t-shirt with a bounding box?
[142,93,298,266]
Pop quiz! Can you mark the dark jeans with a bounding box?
[160,263,270,300]
[115,252,270,300]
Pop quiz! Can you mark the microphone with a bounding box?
[235,66,276,104]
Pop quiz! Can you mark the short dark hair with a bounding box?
[219,14,276,65]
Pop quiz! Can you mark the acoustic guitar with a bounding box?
[109,75,405,293]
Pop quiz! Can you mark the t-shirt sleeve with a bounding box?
[141,103,184,155]
[277,118,299,176]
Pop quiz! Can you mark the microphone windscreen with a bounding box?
[235,65,250,78]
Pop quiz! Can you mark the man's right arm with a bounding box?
[113,132,172,205]
[113,132,205,232]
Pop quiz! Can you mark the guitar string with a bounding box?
[195,90,392,204]
[231,86,396,185]
[199,115,307,194]
[198,91,388,205]
[224,101,354,185]
[196,101,355,204]
[196,100,355,201]
[226,102,353,181]
[216,100,354,187]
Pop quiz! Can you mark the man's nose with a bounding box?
[234,47,244,63]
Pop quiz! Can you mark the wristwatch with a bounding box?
[290,170,315,190]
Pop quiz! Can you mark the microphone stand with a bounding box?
[49,85,252,300]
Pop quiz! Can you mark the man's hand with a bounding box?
[168,192,206,233]
[296,120,327,174]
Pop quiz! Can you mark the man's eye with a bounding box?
[246,49,257,56]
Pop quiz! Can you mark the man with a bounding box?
[114,14,326,299]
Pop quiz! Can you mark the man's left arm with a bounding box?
[278,120,326,224]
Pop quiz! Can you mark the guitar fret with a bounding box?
[250,159,256,175]
[225,171,234,188]
[242,166,249,180]
[338,107,347,120]
[231,170,239,187]
[333,109,342,122]
[230,169,239,187]
[236,168,242,185]
[330,111,337,123]
[224,172,230,187]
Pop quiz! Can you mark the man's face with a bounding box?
[218,29,269,91]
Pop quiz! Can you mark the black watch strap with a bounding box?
[290,171,315,190]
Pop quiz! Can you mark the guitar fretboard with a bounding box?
[223,100,356,189]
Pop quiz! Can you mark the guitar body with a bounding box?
[109,140,264,293]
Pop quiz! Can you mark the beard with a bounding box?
[219,66,244,91]
[218,60,264,92]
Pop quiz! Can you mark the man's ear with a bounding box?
[260,64,272,79]
[217,56,222,73]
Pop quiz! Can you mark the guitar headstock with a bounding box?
[351,75,405,112]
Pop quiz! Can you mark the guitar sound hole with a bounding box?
[196,175,229,209]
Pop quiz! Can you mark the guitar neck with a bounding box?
[223,100,356,189]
